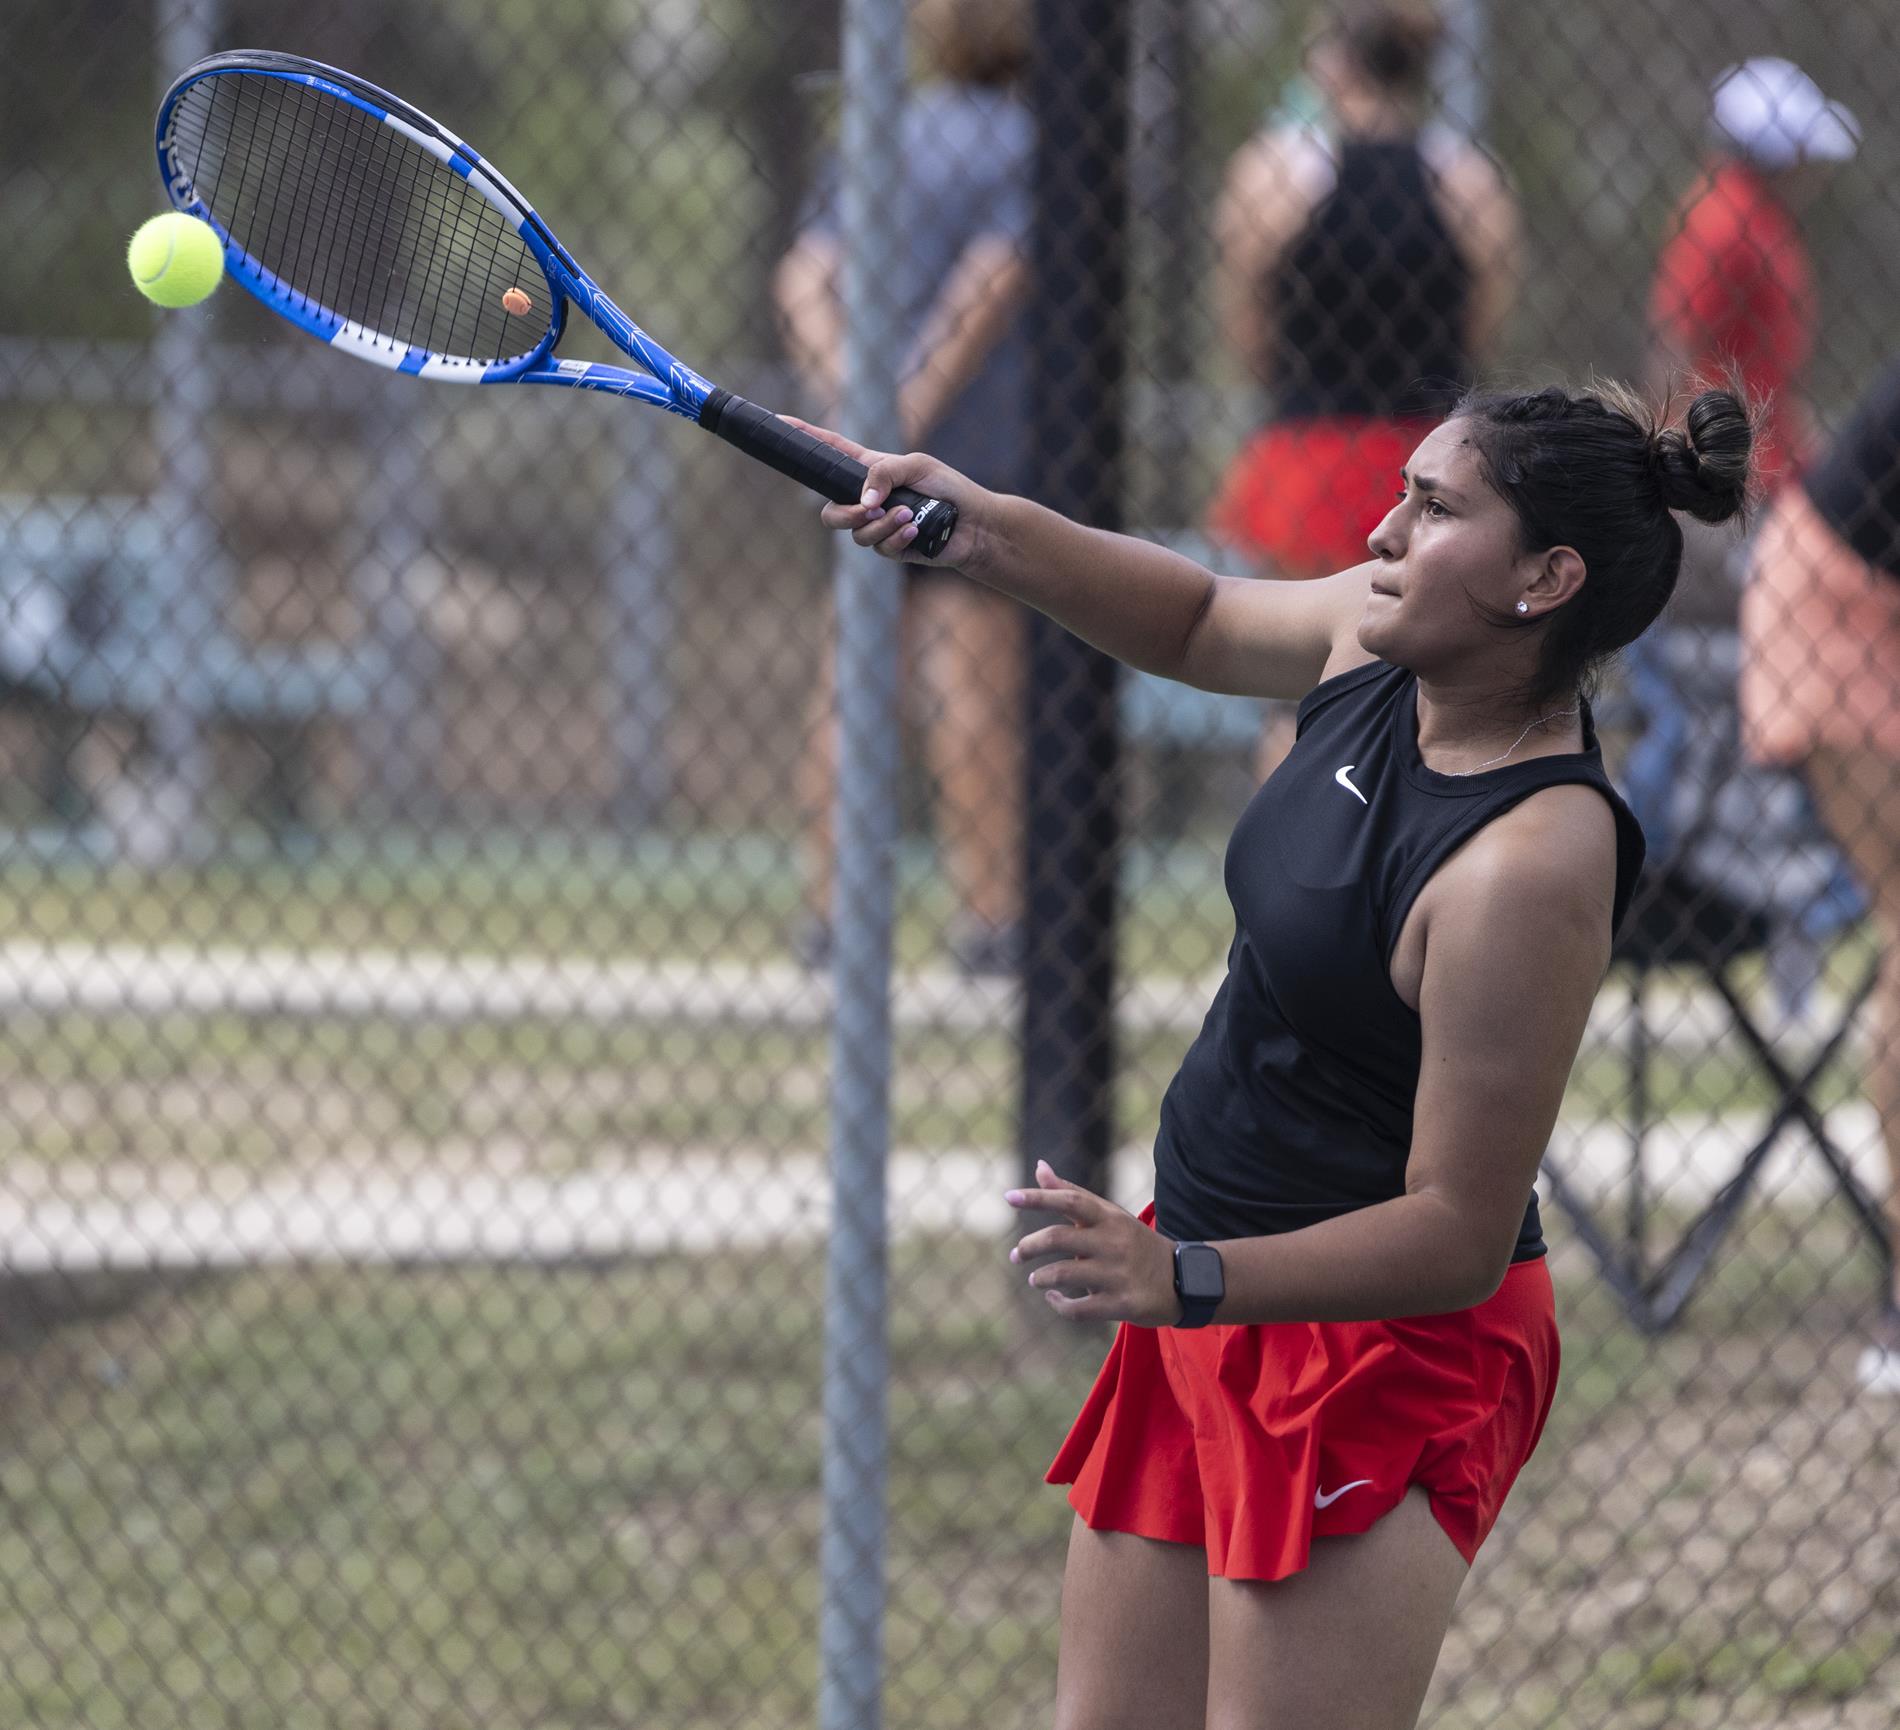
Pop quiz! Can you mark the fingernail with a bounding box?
[1004,1190,1024,1206]
[1008,1247,1019,1263]
[899,523,918,545]
[865,506,885,521]
[892,506,913,525]
[1037,1159,1053,1175]
[862,488,882,507]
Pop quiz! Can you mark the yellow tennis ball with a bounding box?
[127,213,225,309]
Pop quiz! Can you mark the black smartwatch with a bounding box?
[1172,1241,1225,1328]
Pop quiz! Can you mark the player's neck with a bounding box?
[1413,678,1583,767]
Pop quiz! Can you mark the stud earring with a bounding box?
[1515,600,1530,615]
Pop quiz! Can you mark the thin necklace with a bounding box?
[1443,705,1581,777]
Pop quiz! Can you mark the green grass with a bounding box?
[1,842,1876,1159]
[1588,1631,1896,1705]
[0,835,1242,981]
[0,835,1892,1727]
[0,972,1870,1174]
[0,1008,1204,1168]
[2,1211,1893,1730]
[0,835,1229,1167]
[1539,1200,1891,1442]
[1535,1207,1892,1450]
[0,842,819,966]
[0,993,1860,1173]
[0,1239,1085,1730]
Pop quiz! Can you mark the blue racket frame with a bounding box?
[153,50,959,557]
[156,52,714,419]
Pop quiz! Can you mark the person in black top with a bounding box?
[1742,359,1900,1395]
[802,377,1753,1729]
[1211,0,1521,774]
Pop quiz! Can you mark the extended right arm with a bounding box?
[794,421,1372,702]
[973,493,1371,699]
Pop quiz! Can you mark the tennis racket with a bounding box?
[154,50,958,557]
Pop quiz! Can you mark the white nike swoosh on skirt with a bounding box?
[1314,1479,1374,1509]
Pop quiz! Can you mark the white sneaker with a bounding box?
[1858,1313,1900,1397]
[1857,1345,1900,1396]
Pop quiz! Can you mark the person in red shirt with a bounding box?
[1649,57,1858,495]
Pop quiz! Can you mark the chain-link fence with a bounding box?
[2,0,1897,1726]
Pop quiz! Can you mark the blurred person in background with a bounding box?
[774,0,1032,978]
[1211,0,1521,775]
[1648,55,1858,625]
[1741,361,1900,1395]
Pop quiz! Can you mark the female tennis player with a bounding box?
[802,377,1754,1728]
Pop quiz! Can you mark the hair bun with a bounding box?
[1650,388,1755,525]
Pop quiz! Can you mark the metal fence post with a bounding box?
[604,408,678,831]
[1020,0,1131,1202]
[353,386,437,826]
[818,0,907,1725]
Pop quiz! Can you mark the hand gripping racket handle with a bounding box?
[698,388,959,560]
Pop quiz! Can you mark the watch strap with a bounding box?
[1175,1292,1221,1328]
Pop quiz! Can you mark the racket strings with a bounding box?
[169,71,545,366]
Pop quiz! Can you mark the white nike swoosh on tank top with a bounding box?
[1334,764,1367,804]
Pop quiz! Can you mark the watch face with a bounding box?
[1178,1244,1223,1303]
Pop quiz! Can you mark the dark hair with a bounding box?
[1322,2,1446,99]
[1451,380,1757,704]
[912,0,1030,88]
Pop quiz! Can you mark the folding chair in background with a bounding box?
[1542,625,1891,1331]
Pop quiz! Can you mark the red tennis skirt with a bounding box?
[1047,1205,1560,1581]
[1209,416,1439,577]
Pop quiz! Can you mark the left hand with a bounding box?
[1007,1160,1180,1326]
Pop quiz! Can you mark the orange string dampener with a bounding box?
[501,287,533,317]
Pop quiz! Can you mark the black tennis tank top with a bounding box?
[1268,137,1472,420]
[1152,659,1645,1261]
[1803,359,1900,581]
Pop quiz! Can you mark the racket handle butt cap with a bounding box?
[889,491,958,559]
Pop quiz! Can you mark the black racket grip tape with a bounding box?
[698,388,959,560]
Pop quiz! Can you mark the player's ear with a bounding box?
[1523,544,1586,613]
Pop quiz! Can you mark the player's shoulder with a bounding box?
[1443,781,1619,925]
